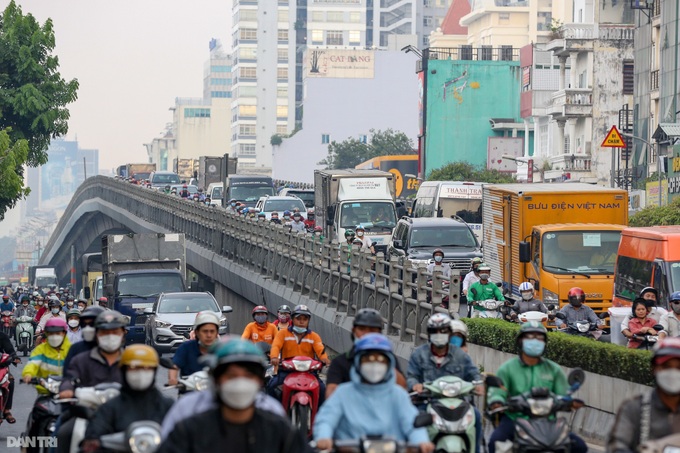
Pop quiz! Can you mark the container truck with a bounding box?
[102,233,188,344]
[482,183,628,318]
[314,169,397,252]
[126,163,156,182]
[29,266,58,291]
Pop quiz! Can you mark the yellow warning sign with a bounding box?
[601,125,627,148]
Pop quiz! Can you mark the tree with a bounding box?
[427,161,516,183]
[629,197,680,227]
[318,129,415,169]
[0,1,79,219]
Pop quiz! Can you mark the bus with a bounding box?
[225,175,275,208]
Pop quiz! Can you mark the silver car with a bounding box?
[144,292,232,353]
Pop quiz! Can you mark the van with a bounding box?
[207,182,223,207]
[613,226,680,310]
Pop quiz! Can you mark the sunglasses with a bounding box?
[671,301,680,305]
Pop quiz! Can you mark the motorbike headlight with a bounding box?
[154,319,172,328]
[192,373,210,391]
[439,380,463,397]
[128,425,161,453]
[542,289,559,305]
[527,397,553,416]
[43,378,60,395]
[96,388,121,405]
[577,323,590,333]
[662,448,680,453]
[483,300,499,310]
[361,439,398,453]
[292,359,312,372]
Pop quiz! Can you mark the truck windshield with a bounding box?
[438,198,482,223]
[288,191,315,208]
[211,186,223,199]
[340,202,397,229]
[95,279,103,300]
[410,226,478,248]
[231,186,275,202]
[152,174,180,184]
[542,231,621,274]
[133,172,152,181]
[667,262,680,293]
[117,274,184,298]
[36,276,57,287]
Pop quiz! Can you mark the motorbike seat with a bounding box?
[431,400,470,422]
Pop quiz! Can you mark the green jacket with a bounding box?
[487,357,568,420]
[468,281,504,310]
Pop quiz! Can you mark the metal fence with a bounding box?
[45,176,460,345]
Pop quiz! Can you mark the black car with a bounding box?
[387,217,482,274]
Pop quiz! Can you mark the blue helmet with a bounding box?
[354,333,392,354]
[670,291,680,302]
[283,210,291,216]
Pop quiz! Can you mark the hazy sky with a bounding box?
[2,0,231,172]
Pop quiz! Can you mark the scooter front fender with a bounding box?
[289,391,311,408]
[435,435,469,453]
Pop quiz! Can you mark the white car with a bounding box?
[255,195,307,220]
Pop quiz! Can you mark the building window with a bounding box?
[210,78,229,85]
[277,87,288,98]
[424,0,433,6]
[311,30,324,45]
[311,11,324,21]
[240,28,257,40]
[422,35,430,47]
[240,124,257,135]
[537,12,552,31]
[238,105,257,116]
[349,12,361,22]
[211,65,231,72]
[278,29,289,41]
[240,67,257,78]
[239,144,257,156]
[499,13,510,20]
[184,108,211,118]
[277,125,288,134]
[423,16,433,27]
[277,67,288,79]
[240,47,257,60]
[278,10,289,22]
[327,11,344,22]
[211,91,232,98]
[623,61,634,95]
[359,134,367,143]
[321,134,330,144]
[349,30,361,45]
[277,105,288,117]
[240,9,257,21]
[237,86,257,97]
[277,49,288,61]
[326,30,343,45]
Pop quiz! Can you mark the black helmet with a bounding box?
[278,305,292,314]
[94,310,127,330]
[353,308,383,329]
[48,297,61,308]
[292,304,311,318]
[81,306,105,321]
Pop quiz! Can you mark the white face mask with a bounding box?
[51,308,60,315]
[98,334,123,352]
[82,326,96,342]
[656,369,680,395]
[219,377,260,409]
[430,333,449,347]
[357,231,364,237]
[521,292,533,301]
[360,362,389,384]
[126,370,156,391]
[47,334,64,348]
[68,319,80,328]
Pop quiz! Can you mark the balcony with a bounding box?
[548,89,593,119]
[547,154,593,180]
[546,24,634,55]
[427,46,519,62]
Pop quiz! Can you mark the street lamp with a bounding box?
[501,155,543,182]
[620,132,664,206]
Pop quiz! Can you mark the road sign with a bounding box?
[601,125,627,148]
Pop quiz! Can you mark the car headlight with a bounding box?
[527,397,553,416]
[542,288,559,305]
[154,319,172,328]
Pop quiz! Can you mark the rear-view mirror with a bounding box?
[83,287,91,299]
[222,306,233,313]
[555,312,567,320]
[393,240,403,249]
[654,324,664,332]
[567,368,586,386]
[159,357,175,369]
[413,413,433,428]
[485,375,504,388]
[519,242,531,263]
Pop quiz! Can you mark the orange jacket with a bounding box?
[241,322,279,345]
[270,327,328,361]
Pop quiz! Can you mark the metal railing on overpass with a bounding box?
[45,176,458,346]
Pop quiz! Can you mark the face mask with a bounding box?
[672,303,680,315]
[98,334,123,352]
[292,326,307,334]
[315,232,321,237]
[450,336,464,347]
[51,308,60,315]
[434,256,443,263]
[67,302,74,307]
[219,377,260,409]
[22,304,28,308]
[82,326,96,342]
[126,370,156,391]
[284,216,290,221]
[360,362,389,384]
[47,334,64,348]
[430,333,449,347]
[521,292,533,301]
[479,273,490,280]
[522,339,545,357]
[357,231,364,237]
[38,301,44,306]
[254,314,267,324]
[656,369,680,395]
[231,203,236,207]
[68,319,80,328]
[278,314,290,323]
[272,217,279,221]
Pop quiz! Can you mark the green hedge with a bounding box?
[461,318,654,386]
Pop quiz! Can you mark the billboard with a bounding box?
[305,49,375,79]
[487,137,524,172]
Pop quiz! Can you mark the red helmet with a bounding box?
[252,305,268,318]
[567,287,586,306]
[314,226,323,232]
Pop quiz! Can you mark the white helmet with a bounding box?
[450,320,468,340]
[193,311,221,329]
[519,282,534,300]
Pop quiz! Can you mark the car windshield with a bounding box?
[36,276,57,287]
[264,199,307,213]
[409,226,478,248]
[542,231,621,274]
[288,191,315,208]
[339,202,397,229]
[152,174,180,184]
[171,185,198,194]
[117,274,184,297]
[439,198,482,224]
[158,296,219,313]
[211,186,223,199]
[231,186,275,202]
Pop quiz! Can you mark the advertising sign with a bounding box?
[306,49,375,79]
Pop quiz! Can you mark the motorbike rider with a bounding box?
[659,291,680,339]
[0,327,19,424]
[407,313,484,453]
[58,310,127,399]
[467,263,504,317]
[426,248,451,279]
[555,287,603,333]
[267,304,330,403]
[355,225,375,253]
[65,309,82,344]
[37,297,67,333]
[288,211,306,233]
[227,198,238,212]
[34,296,47,322]
[450,319,470,353]
[486,321,588,453]
[241,305,278,345]
[627,298,661,349]
[80,345,174,453]
[270,211,282,225]
[272,304,292,330]
[76,298,87,312]
[510,282,548,317]
[314,333,434,453]
[158,338,311,453]
[326,308,407,399]
[607,337,680,452]
[282,210,292,222]
[168,311,221,386]
[462,257,483,297]
[65,296,75,310]
[622,287,668,340]
[0,294,14,313]
[96,296,109,309]
[62,306,105,373]
[16,295,36,319]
